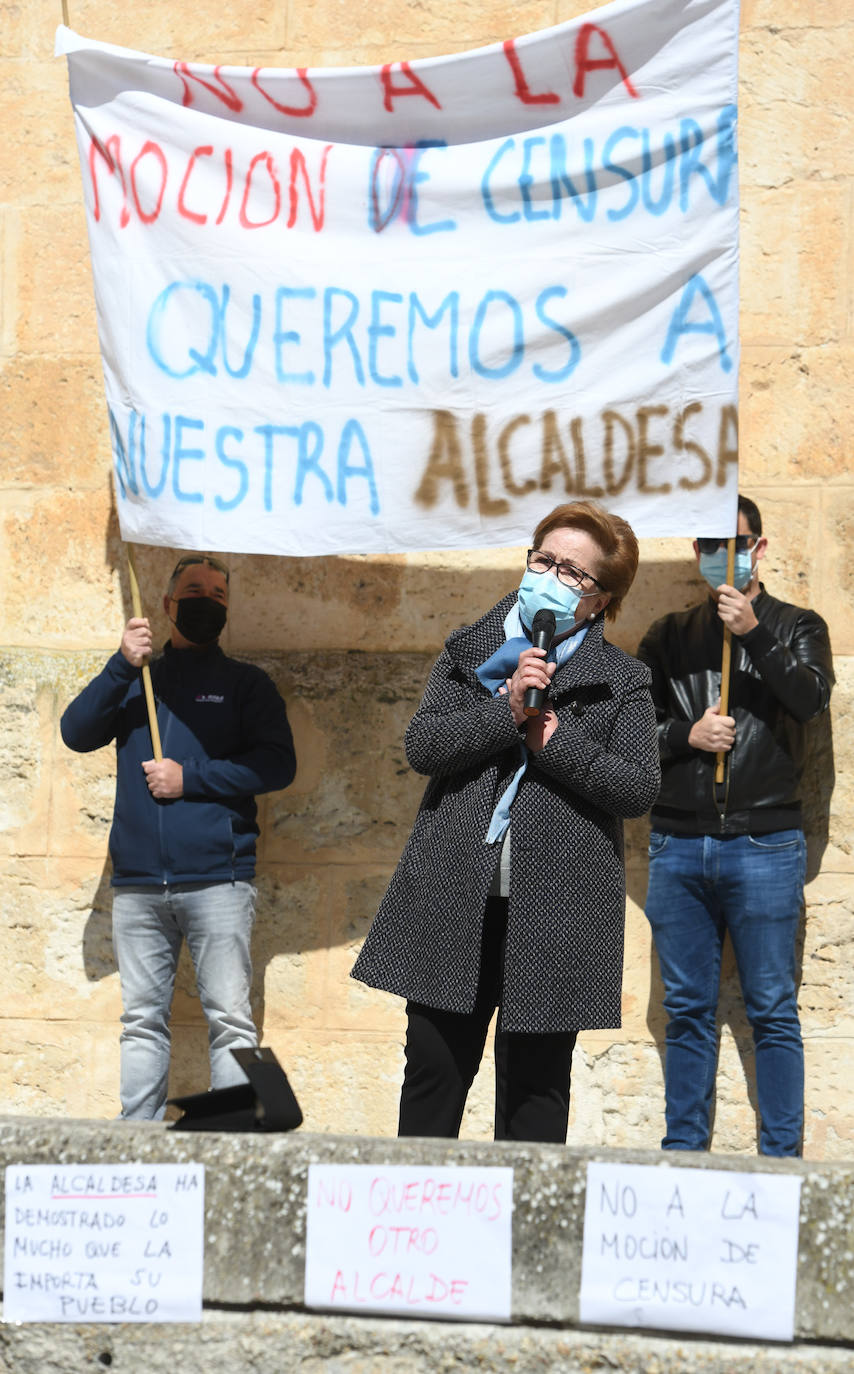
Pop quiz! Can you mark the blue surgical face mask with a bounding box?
[698,548,753,592]
[517,568,582,636]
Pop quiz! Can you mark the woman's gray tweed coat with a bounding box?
[352,592,660,1034]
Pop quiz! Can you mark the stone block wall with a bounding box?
[0,0,851,1156]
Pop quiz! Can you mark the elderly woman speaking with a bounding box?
[352,501,660,1144]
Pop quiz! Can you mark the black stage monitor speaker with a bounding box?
[168,1047,303,1132]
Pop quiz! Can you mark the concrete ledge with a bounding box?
[0,1118,852,1366]
[2,1311,854,1374]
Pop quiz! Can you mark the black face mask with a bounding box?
[173,596,227,645]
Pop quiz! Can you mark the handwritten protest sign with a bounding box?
[304,1164,513,1321]
[57,0,739,555]
[4,1164,204,1323]
[580,1162,802,1341]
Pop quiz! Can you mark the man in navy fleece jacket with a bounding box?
[61,554,296,1119]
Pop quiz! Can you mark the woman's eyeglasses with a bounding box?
[526,549,605,592]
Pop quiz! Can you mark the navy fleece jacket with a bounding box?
[61,643,296,886]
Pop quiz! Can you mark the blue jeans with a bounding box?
[645,830,806,1157]
[112,882,258,1120]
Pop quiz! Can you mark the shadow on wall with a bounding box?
[93,489,709,661]
[72,510,836,1118]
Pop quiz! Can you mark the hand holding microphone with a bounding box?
[523,609,556,717]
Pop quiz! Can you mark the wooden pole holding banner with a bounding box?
[714,535,737,784]
[61,0,69,26]
[126,544,163,761]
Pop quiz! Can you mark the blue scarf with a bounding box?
[476,605,589,844]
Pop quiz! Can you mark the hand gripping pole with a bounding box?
[126,544,163,761]
[714,535,736,785]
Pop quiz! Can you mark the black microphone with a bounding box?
[523,608,556,717]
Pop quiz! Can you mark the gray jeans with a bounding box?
[112,881,257,1120]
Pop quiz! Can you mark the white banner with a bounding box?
[57,0,740,555]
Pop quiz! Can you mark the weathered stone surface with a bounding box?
[288,0,556,54]
[8,203,98,357]
[741,0,852,25]
[739,89,854,192]
[2,1311,853,1374]
[569,1038,664,1149]
[0,659,54,856]
[0,859,117,1015]
[274,1031,405,1137]
[0,1027,118,1118]
[800,873,854,1033]
[820,498,854,662]
[0,358,109,488]
[0,212,12,357]
[0,1122,851,1345]
[322,866,407,1032]
[250,865,332,1034]
[555,0,611,24]
[739,345,854,490]
[0,60,81,208]
[739,29,854,185]
[803,698,847,869]
[0,501,124,649]
[619,892,658,1034]
[263,652,428,862]
[61,0,287,57]
[740,185,848,347]
[0,4,57,62]
[800,1036,854,1162]
[223,547,529,656]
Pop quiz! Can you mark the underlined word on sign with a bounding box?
[4,1164,205,1324]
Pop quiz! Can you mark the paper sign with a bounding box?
[305,1164,513,1321]
[4,1164,205,1323]
[57,0,740,556]
[580,1162,802,1341]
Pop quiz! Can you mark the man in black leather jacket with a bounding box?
[637,495,834,1156]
